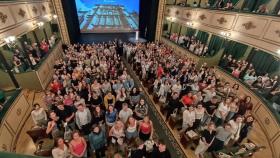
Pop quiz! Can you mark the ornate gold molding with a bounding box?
[155,0,166,41]
[32,6,38,14]
[0,12,8,23]
[51,0,70,44]
[18,8,26,17]
[242,21,256,30]
[275,30,280,38]
[217,17,227,24]
[199,14,206,20]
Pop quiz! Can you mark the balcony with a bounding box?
[163,5,280,55]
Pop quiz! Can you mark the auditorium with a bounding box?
[0,0,279,158]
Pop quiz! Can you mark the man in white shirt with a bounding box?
[171,81,182,95]
[119,103,133,123]
[203,87,216,103]
[75,104,91,134]
[228,116,243,141]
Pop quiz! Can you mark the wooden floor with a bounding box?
[15,89,273,158]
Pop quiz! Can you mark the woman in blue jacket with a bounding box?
[88,125,107,158]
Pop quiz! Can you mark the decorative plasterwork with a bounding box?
[185,12,191,18]
[0,12,8,23]
[217,17,227,24]
[242,21,256,30]
[18,8,26,17]
[32,6,38,14]
[199,14,206,20]
[275,30,280,38]
[42,5,46,12]
[175,10,180,15]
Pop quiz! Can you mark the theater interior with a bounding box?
[0,0,279,158]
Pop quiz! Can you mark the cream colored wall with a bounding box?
[0,91,32,152]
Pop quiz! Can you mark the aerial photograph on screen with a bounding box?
[75,0,139,33]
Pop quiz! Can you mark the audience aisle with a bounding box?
[122,57,187,158]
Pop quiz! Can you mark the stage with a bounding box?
[78,33,136,43]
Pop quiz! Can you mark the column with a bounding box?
[51,0,70,44]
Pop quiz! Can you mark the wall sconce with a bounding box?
[37,22,44,28]
[186,21,193,26]
[277,50,280,56]
[221,31,231,37]
[52,14,58,19]
[4,36,16,48]
[166,17,176,22]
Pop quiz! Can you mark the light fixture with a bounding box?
[4,36,16,48]
[221,31,231,37]
[37,22,44,28]
[52,14,58,19]
[186,21,193,26]
[4,36,16,44]
[277,49,280,55]
[166,17,176,22]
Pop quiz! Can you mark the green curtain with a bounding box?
[196,31,209,43]
[208,35,225,56]
[247,49,280,75]
[185,27,196,37]
[224,41,248,59]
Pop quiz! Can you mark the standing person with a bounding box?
[195,122,216,158]
[193,104,205,130]
[31,103,47,127]
[213,98,231,127]
[130,87,141,110]
[139,116,153,141]
[179,106,195,134]
[54,101,75,130]
[165,92,182,121]
[207,123,232,152]
[88,125,107,158]
[75,104,92,135]
[238,115,254,143]
[126,116,139,142]
[69,131,87,158]
[228,115,243,145]
[91,106,106,127]
[134,99,148,120]
[237,96,253,116]
[46,111,62,139]
[119,103,133,124]
[105,105,118,127]
[151,139,171,158]
[202,96,218,126]
[226,97,239,122]
[109,121,125,145]
[52,138,71,158]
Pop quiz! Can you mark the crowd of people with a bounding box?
[12,34,57,73]
[126,42,256,157]
[219,54,280,112]
[169,33,209,57]
[31,41,171,158]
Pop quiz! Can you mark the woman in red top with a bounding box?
[50,79,61,94]
[69,131,87,158]
[139,116,153,141]
[157,64,164,78]
[40,39,49,54]
[181,92,193,107]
